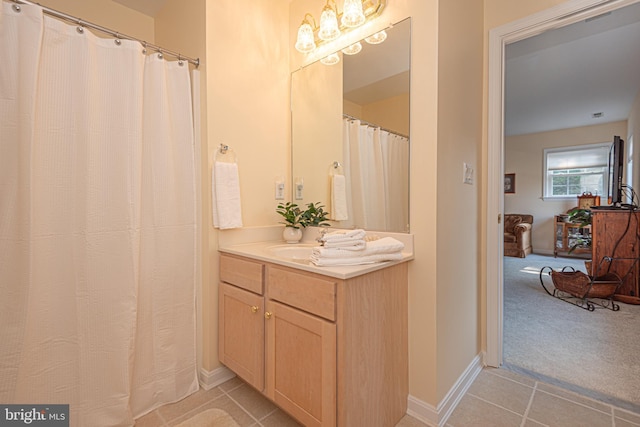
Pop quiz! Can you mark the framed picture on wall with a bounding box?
[504,173,515,194]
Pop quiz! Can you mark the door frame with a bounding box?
[486,0,640,367]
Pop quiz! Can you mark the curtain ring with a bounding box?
[12,4,21,12]
[178,55,184,66]
[76,26,84,34]
[114,33,121,46]
[157,51,163,60]
[141,41,147,55]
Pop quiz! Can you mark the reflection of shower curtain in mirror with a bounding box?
[343,119,409,232]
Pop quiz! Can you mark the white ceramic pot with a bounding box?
[283,226,303,244]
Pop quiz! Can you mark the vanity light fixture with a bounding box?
[295,14,317,53]
[318,0,341,41]
[294,0,386,55]
[364,29,387,44]
[320,52,341,65]
[341,0,365,27]
[341,41,362,55]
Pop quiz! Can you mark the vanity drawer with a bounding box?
[267,265,336,321]
[220,254,264,295]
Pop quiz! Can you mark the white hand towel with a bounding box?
[330,174,348,221]
[313,237,404,258]
[320,240,366,251]
[310,251,403,266]
[212,161,243,229]
[322,229,366,241]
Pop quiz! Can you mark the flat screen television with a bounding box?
[607,135,625,207]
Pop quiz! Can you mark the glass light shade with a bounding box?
[365,30,387,44]
[341,42,362,55]
[320,53,340,65]
[295,22,316,53]
[318,6,340,41]
[341,0,365,27]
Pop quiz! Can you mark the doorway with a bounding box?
[486,0,640,367]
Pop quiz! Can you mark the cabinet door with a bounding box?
[265,300,336,427]
[219,282,265,391]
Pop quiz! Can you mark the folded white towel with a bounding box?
[313,237,404,258]
[310,251,403,266]
[322,229,366,242]
[212,161,243,230]
[319,240,366,251]
[330,174,348,221]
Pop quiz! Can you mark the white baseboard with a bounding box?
[407,353,484,427]
[198,366,236,390]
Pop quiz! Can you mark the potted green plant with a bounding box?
[300,202,331,228]
[276,201,331,243]
[567,207,592,254]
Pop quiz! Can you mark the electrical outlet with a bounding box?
[295,178,304,200]
[275,180,285,200]
[463,162,474,185]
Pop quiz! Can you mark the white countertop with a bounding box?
[218,227,414,280]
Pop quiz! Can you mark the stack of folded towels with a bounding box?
[310,229,405,267]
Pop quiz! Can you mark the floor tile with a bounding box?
[467,370,534,415]
[395,414,429,426]
[134,410,166,427]
[615,408,640,425]
[227,383,278,420]
[488,366,536,387]
[260,408,304,426]
[446,394,523,427]
[527,389,613,427]
[536,381,612,414]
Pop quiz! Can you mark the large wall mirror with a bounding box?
[291,18,411,232]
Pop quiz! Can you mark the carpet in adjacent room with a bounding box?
[503,254,640,413]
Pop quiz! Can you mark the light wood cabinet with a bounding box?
[218,253,408,427]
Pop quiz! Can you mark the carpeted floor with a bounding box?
[503,254,640,413]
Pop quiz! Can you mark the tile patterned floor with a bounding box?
[135,367,640,426]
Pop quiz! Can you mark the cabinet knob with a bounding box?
[251,305,259,313]
[265,312,272,319]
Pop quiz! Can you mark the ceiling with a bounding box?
[505,2,640,136]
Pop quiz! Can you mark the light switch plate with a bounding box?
[463,162,474,185]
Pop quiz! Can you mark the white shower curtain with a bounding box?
[0,3,198,426]
[343,119,409,232]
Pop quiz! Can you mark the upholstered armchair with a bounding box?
[504,214,533,258]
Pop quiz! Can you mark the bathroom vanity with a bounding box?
[218,239,411,427]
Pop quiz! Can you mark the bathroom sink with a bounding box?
[267,244,316,263]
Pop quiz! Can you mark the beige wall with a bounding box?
[37,0,154,41]
[436,0,484,402]
[361,93,410,136]
[203,0,291,372]
[505,122,628,255]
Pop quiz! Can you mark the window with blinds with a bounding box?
[543,143,611,199]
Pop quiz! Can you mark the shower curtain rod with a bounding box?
[343,114,409,139]
[11,0,200,67]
